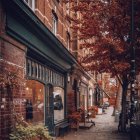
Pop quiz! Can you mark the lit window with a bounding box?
[24,0,35,11]
[52,11,58,35]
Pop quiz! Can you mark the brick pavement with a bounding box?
[55,106,129,140]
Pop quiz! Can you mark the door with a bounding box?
[45,84,54,135]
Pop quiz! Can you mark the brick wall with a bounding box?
[0,39,26,140]
[35,0,71,49]
[0,2,27,139]
[0,1,76,139]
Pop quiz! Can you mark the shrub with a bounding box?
[9,123,52,140]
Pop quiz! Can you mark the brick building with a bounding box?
[0,0,95,139]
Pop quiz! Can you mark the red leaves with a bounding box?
[63,0,140,76]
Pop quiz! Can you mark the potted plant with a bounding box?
[68,112,81,130]
[88,106,98,118]
[10,124,52,140]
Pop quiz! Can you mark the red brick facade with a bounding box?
[34,0,71,50]
[0,2,27,139]
[0,1,89,139]
[0,39,26,139]
[0,1,74,139]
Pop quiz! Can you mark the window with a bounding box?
[25,80,44,124]
[24,0,35,11]
[52,10,58,35]
[67,32,70,50]
[53,87,64,123]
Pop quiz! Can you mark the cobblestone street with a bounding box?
[56,107,129,140]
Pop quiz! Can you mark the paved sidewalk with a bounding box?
[55,107,129,140]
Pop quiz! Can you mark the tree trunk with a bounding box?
[112,83,121,116]
[120,78,128,132]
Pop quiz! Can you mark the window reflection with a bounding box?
[25,80,44,124]
[53,87,64,123]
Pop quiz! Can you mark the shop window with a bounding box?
[25,80,44,124]
[31,62,34,77]
[23,0,35,11]
[35,63,38,78]
[46,68,48,82]
[53,87,64,123]
[27,59,31,76]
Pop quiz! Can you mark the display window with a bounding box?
[25,80,44,124]
[53,87,64,123]
[80,84,88,110]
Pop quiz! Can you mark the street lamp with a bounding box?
[129,0,137,138]
[130,0,136,122]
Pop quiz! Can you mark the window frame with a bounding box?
[52,10,58,35]
[23,0,35,11]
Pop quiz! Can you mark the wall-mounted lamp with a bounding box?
[67,74,70,83]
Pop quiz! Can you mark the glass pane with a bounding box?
[46,68,48,82]
[53,87,64,123]
[25,80,44,124]
[31,62,34,77]
[29,0,32,8]
[27,59,31,76]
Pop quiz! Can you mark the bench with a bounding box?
[55,121,70,137]
[59,122,70,136]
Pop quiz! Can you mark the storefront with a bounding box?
[2,0,77,135]
[25,57,66,134]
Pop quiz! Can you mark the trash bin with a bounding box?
[115,111,120,122]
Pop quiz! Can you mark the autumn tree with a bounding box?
[63,0,140,131]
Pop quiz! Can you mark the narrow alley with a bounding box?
[56,107,129,140]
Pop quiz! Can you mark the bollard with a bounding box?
[115,111,120,122]
[130,122,136,140]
